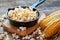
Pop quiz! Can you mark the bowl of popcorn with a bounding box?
[7,6,40,27]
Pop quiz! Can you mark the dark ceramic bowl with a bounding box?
[7,6,40,27]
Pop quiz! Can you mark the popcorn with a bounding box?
[0,18,4,22]
[19,27,26,31]
[5,35,10,40]
[30,38,35,40]
[8,10,14,17]
[24,35,29,39]
[15,35,19,39]
[12,33,16,38]
[29,35,33,38]
[41,34,45,38]
[38,30,42,35]
[22,37,25,40]
[33,30,37,34]
[22,35,32,40]
[8,7,38,22]
[4,32,8,35]
[0,14,45,40]
[36,36,39,39]
[39,37,43,40]
[2,14,7,19]
[0,34,5,39]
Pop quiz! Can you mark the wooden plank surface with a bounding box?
[0,0,60,40]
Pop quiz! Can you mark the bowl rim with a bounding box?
[7,6,40,22]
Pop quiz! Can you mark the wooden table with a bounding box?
[0,0,60,40]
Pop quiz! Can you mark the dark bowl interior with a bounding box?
[7,6,40,28]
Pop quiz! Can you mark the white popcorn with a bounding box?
[2,14,7,19]
[27,17,31,21]
[39,37,43,40]
[36,36,39,39]
[36,27,42,35]
[0,18,4,22]
[29,35,33,38]
[0,37,3,39]
[33,30,37,34]
[24,35,29,39]
[38,27,41,30]
[12,33,16,38]
[22,37,25,40]
[19,27,26,31]
[14,17,17,20]
[0,34,5,39]
[5,35,10,40]
[38,30,42,35]
[8,7,38,22]
[37,28,40,31]
[30,38,35,40]
[4,32,8,35]
[15,35,19,39]
[29,7,33,11]
[22,35,32,40]
[27,36,31,39]
[41,34,45,38]
[8,10,14,17]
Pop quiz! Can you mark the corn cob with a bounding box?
[43,20,60,37]
[39,10,60,30]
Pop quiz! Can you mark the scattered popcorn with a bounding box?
[0,14,45,40]
[33,30,37,34]
[39,36,43,40]
[5,35,10,40]
[12,33,16,38]
[15,35,19,39]
[38,30,42,35]
[0,34,5,39]
[30,38,35,40]
[19,27,26,31]
[0,18,4,22]
[4,32,8,35]
[0,35,3,39]
[22,37,25,40]
[24,35,29,39]
[26,35,31,39]
[29,35,33,38]
[37,27,41,30]
[2,14,7,19]
[0,22,44,40]
[41,34,45,38]
[36,36,39,39]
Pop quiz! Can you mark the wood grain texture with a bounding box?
[2,20,39,36]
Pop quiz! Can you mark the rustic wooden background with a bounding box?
[0,0,60,40]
